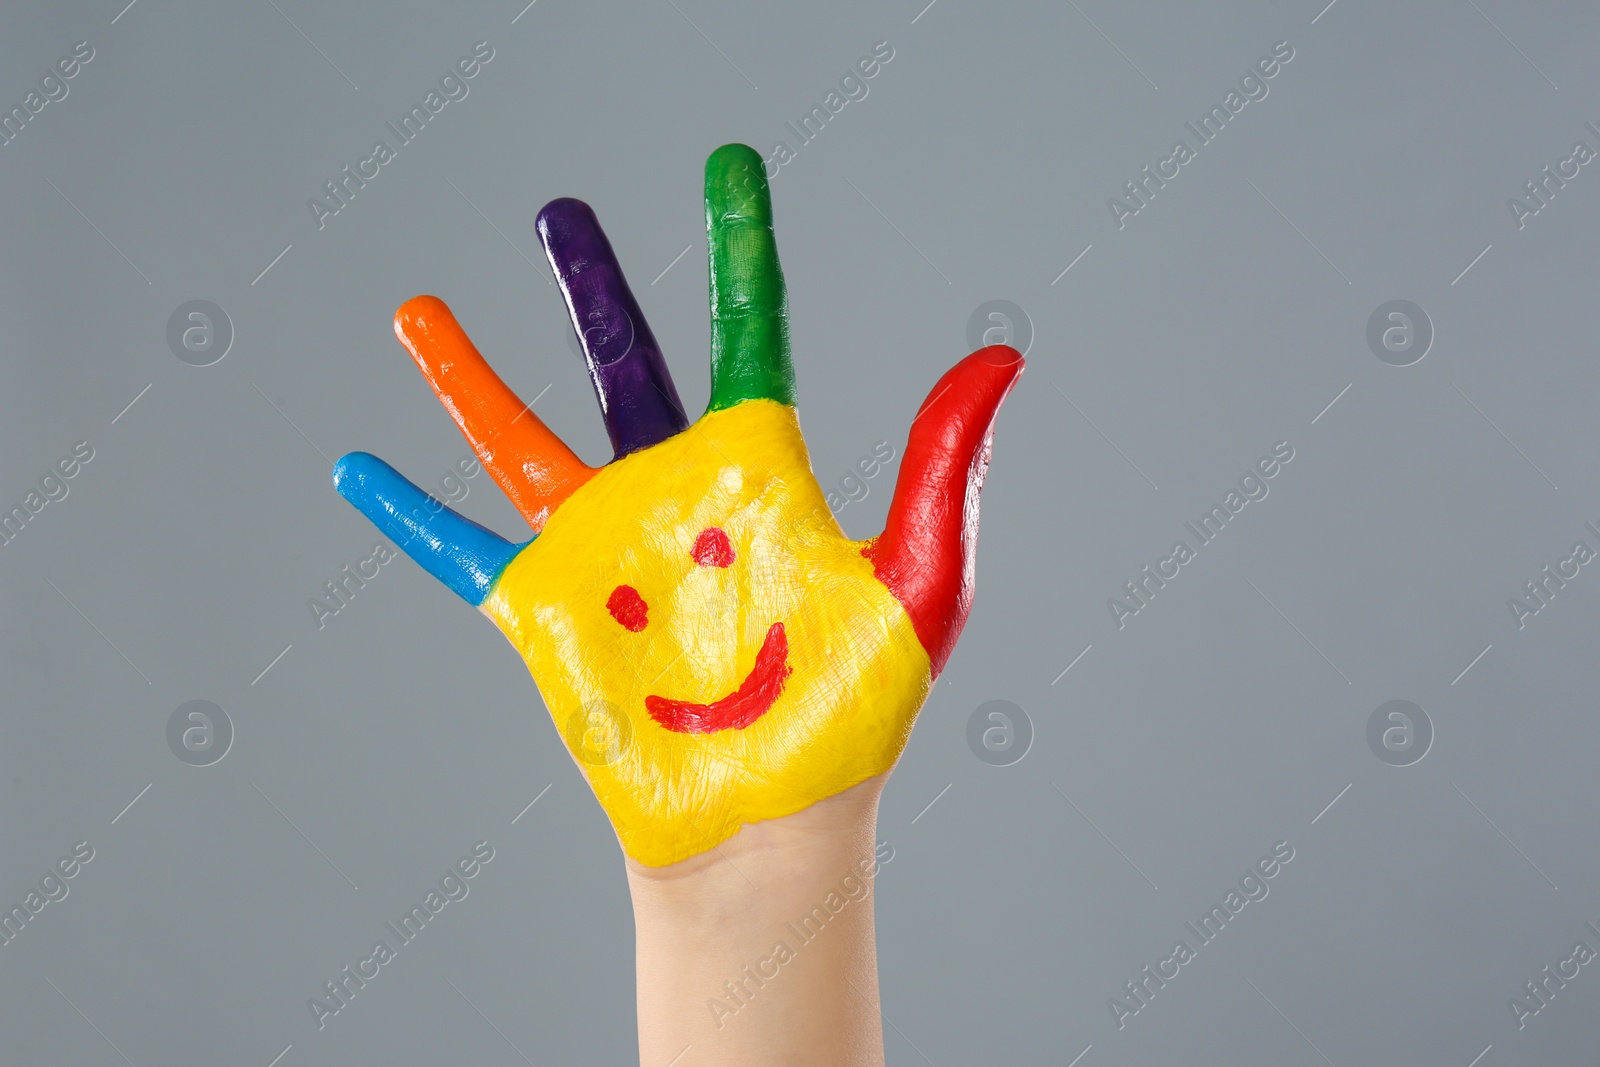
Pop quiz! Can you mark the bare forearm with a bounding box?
[627,776,891,1067]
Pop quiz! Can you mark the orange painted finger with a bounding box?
[394,295,594,531]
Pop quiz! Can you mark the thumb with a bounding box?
[864,345,1023,677]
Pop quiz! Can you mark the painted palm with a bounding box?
[333,144,1023,866]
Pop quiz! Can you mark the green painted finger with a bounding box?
[704,143,796,411]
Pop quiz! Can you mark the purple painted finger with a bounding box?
[536,197,689,458]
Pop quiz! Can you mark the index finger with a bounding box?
[704,144,795,412]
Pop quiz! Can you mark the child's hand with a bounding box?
[333,144,1022,867]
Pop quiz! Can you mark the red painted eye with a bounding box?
[691,527,735,567]
[607,585,648,631]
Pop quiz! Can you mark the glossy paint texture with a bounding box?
[537,197,689,457]
[705,145,796,411]
[393,296,593,532]
[333,143,1022,866]
[331,451,524,605]
[690,526,735,567]
[865,345,1024,676]
[484,398,931,863]
[645,622,790,733]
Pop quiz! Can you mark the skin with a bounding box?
[332,143,1021,1063]
[629,776,888,1066]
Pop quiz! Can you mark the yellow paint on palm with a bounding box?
[482,400,932,867]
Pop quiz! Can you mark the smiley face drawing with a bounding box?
[332,144,1023,866]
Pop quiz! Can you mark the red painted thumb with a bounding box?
[864,345,1023,677]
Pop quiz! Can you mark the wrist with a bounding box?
[626,773,885,891]
[627,775,892,1066]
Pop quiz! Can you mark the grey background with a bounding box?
[1,0,1596,1063]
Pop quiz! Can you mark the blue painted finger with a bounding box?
[332,452,526,606]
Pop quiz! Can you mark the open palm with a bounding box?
[333,144,1022,867]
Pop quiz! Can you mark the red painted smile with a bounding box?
[645,622,792,733]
